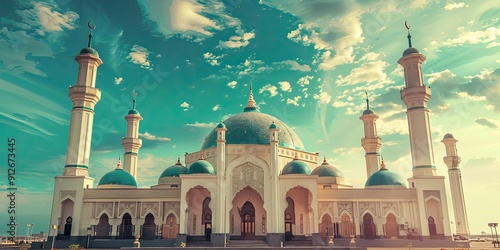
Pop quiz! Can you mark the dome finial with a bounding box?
[176,157,182,165]
[365,89,370,110]
[244,80,259,111]
[87,21,96,48]
[293,152,298,160]
[199,151,205,160]
[380,155,387,170]
[322,156,328,165]
[116,156,122,169]
[405,21,412,48]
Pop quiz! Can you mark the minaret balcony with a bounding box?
[122,137,142,148]
[401,85,431,106]
[69,85,101,105]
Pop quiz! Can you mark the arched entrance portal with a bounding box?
[285,186,314,239]
[96,214,111,238]
[231,186,265,238]
[142,213,156,240]
[385,213,399,238]
[64,217,72,236]
[185,186,211,237]
[119,213,134,239]
[162,213,178,239]
[241,201,255,238]
[428,216,437,236]
[362,213,376,239]
[320,213,333,237]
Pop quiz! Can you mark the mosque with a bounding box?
[47,27,470,248]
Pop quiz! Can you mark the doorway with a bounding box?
[241,201,255,238]
[362,213,376,239]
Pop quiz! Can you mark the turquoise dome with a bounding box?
[128,109,140,115]
[269,122,278,129]
[312,159,344,177]
[188,160,216,174]
[201,112,304,150]
[98,168,137,187]
[282,159,311,175]
[403,47,419,57]
[365,167,406,188]
[80,47,99,56]
[216,122,226,129]
[160,159,188,178]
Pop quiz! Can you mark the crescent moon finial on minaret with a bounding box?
[405,21,412,48]
[87,21,95,48]
[132,89,137,109]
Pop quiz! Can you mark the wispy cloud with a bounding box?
[203,52,224,66]
[475,117,497,129]
[444,2,468,10]
[186,122,216,128]
[219,31,255,49]
[16,2,79,36]
[275,60,311,72]
[139,132,171,141]
[180,101,190,111]
[227,80,237,89]
[259,84,278,97]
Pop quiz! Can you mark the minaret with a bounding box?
[268,121,282,241]
[398,22,436,176]
[63,23,103,176]
[122,92,143,180]
[442,134,469,237]
[213,121,227,241]
[359,91,382,178]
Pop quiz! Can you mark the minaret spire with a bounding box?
[365,89,370,110]
[244,80,259,112]
[87,21,95,48]
[405,21,412,48]
[132,89,137,109]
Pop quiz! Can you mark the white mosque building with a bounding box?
[47,28,470,248]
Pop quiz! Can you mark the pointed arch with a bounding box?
[142,213,156,240]
[339,212,355,238]
[96,213,111,238]
[162,213,178,239]
[362,213,376,239]
[118,213,134,239]
[384,213,399,238]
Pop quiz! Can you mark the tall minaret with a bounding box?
[398,23,436,176]
[359,91,382,178]
[268,121,282,242]
[122,92,143,180]
[213,121,227,240]
[63,23,103,177]
[442,133,469,237]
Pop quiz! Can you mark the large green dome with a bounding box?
[98,168,137,187]
[160,159,188,178]
[365,167,406,188]
[282,159,311,175]
[312,158,344,177]
[201,111,304,150]
[188,160,216,174]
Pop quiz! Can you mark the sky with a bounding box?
[0,0,499,237]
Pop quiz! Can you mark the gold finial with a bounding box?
[199,151,205,160]
[380,155,387,170]
[245,80,258,111]
[175,157,181,165]
[132,89,137,109]
[116,156,122,169]
[322,156,328,165]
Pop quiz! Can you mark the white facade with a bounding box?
[48,36,469,248]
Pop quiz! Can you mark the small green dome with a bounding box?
[188,160,216,174]
[216,122,226,129]
[403,47,419,57]
[362,109,374,115]
[312,158,344,177]
[98,168,137,187]
[269,122,278,129]
[80,47,99,56]
[365,167,406,188]
[443,133,454,139]
[128,109,140,115]
[282,159,311,175]
[160,159,187,178]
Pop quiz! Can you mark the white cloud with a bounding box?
[259,84,278,97]
[170,0,221,36]
[456,92,486,101]
[410,0,431,8]
[313,91,331,105]
[297,75,314,87]
[212,104,220,111]
[139,132,171,141]
[186,122,216,128]
[114,77,124,85]
[180,101,190,111]
[336,61,391,86]
[219,31,255,49]
[442,27,500,47]
[203,52,223,66]
[276,60,311,72]
[444,2,468,10]
[286,96,301,106]
[486,42,500,48]
[16,2,79,35]
[227,80,237,89]
[475,117,498,129]
[278,81,292,92]
[426,69,456,85]
[127,45,152,69]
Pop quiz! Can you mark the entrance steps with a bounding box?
[227,239,270,247]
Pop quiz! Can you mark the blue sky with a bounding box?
[1,0,499,236]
